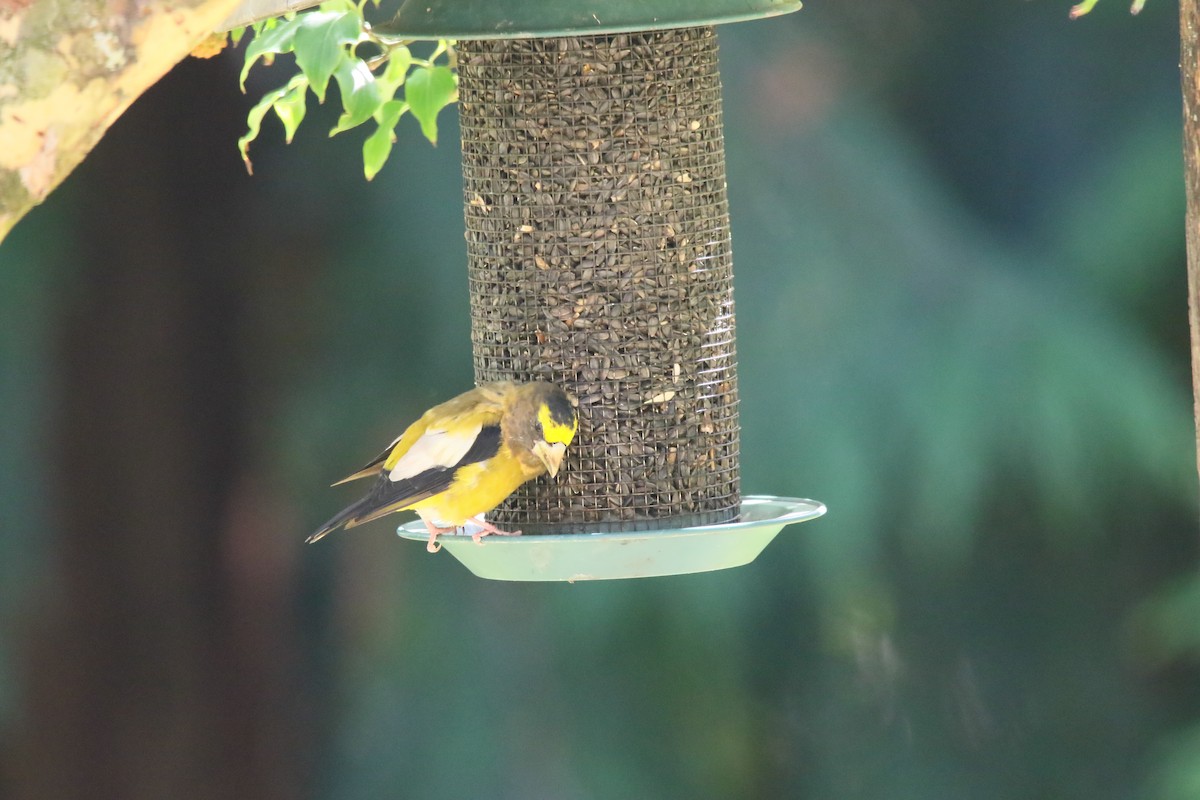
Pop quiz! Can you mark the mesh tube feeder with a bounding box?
[375,0,825,579]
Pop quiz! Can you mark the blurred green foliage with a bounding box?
[0,0,1197,798]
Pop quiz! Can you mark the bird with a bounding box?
[306,381,578,552]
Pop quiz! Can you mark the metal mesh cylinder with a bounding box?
[459,27,740,533]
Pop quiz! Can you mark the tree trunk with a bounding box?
[10,58,314,800]
[1183,0,1200,487]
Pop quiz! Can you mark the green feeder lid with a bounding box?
[397,495,826,582]
[374,0,802,40]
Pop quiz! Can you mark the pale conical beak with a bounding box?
[533,441,567,477]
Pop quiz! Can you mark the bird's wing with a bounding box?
[338,387,510,528]
[330,384,511,486]
[383,384,508,478]
[331,430,408,486]
[343,423,503,528]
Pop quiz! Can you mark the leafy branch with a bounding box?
[231,0,1149,180]
[234,0,457,180]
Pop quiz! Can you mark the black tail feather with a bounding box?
[306,472,432,543]
[305,499,368,543]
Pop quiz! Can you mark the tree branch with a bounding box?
[0,0,241,244]
[1181,0,1200,486]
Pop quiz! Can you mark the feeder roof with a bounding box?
[374,0,802,40]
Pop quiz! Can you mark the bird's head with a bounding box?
[511,382,578,478]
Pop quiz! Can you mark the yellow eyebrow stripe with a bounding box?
[538,404,578,445]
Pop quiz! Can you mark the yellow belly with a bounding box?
[406,447,538,526]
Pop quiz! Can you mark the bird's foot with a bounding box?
[467,517,523,545]
[421,519,457,553]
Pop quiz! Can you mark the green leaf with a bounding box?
[239,16,302,91]
[330,58,382,136]
[238,83,292,174]
[229,26,247,47]
[292,10,362,104]
[374,45,413,99]
[363,99,407,180]
[273,75,310,144]
[404,65,457,145]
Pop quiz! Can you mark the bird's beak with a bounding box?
[533,441,567,477]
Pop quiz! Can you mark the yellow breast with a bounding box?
[407,444,541,526]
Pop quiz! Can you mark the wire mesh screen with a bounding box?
[459,27,740,533]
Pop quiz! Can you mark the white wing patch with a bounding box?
[388,423,483,483]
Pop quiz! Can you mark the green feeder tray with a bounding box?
[375,0,801,39]
[397,496,825,582]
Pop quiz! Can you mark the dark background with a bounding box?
[1,1,1198,798]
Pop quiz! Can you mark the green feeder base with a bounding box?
[396,495,825,582]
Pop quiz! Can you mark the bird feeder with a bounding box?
[377,0,825,580]
[220,0,826,578]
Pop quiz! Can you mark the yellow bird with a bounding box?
[307,381,578,552]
